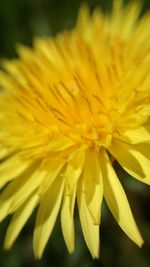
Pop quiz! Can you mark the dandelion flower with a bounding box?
[0,0,150,259]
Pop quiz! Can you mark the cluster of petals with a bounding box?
[0,0,150,259]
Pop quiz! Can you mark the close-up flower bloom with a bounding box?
[0,0,150,260]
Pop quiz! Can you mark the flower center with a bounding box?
[67,113,114,150]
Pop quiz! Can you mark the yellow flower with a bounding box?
[0,0,150,259]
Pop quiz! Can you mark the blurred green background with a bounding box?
[0,0,150,267]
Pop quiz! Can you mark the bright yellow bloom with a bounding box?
[0,0,150,259]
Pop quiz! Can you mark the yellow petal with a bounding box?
[109,139,150,184]
[77,178,100,258]
[121,0,142,38]
[0,153,32,188]
[82,149,103,224]
[38,158,65,195]
[110,0,123,34]
[76,4,90,33]
[66,146,86,191]
[9,161,47,212]
[0,146,12,160]
[45,137,75,152]
[99,149,144,247]
[111,0,141,38]
[61,184,76,253]
[33,177,64,259]
[0,161,45,221]
[134,142,150,160]
[119,127,150,144]
[4,193,39,249]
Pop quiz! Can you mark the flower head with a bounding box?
[0,0,150,259]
